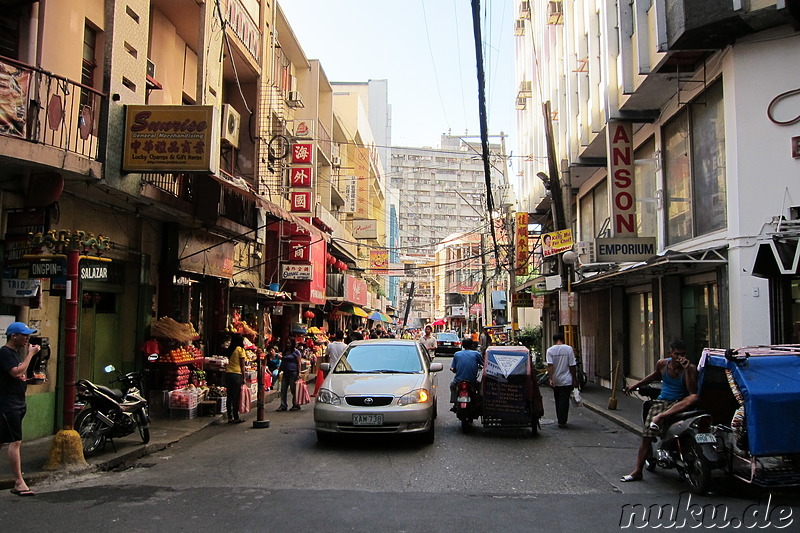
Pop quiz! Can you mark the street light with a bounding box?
[562,250,579,347]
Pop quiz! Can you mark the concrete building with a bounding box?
[514,0,800,387]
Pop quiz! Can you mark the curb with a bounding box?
[582,400,643,437]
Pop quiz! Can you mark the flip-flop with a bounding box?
[619,475,643,483]
[10,489,35,497]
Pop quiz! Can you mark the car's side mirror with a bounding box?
[320,363,330,372]
[429,362,443,372]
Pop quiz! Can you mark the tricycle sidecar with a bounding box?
[480,346,544,435]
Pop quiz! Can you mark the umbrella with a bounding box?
[369,311,391,322]
[431,319,446,326]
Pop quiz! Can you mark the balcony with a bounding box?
[0,55,104,161]
[224,0,262,64]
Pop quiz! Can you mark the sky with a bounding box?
[279,0,516,150]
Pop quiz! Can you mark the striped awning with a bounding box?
[340,303,368,317]
[369,311,391,322]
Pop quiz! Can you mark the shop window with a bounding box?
[634,137,658,238]
[664,81,727,245]
[627,291,655,379]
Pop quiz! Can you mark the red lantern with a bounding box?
[327,255,336,265]
[303,310,315,319]
[340,262,348,271]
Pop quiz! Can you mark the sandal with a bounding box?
[620,475,643,482]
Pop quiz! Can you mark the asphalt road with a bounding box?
[3,359,799,532]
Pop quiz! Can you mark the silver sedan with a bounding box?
[313,339,443,444]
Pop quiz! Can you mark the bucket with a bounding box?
[269,283,280,291]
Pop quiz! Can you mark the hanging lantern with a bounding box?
[303,310,315,319]
[327,255,336,265]
[340,262,348,271]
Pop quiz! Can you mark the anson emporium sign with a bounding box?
[122,105,219,173]
[595,237,657,262]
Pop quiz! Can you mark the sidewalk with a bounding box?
[1,387,286,491]
[578,382,644,436]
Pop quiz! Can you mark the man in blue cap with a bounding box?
[1,321,41,496]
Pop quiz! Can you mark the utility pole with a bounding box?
[401,281,415,331]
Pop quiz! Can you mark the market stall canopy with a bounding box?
[369,311,391,322]
[430,319,446,326]
[339,303,368,317]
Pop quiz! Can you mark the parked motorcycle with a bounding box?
[633,384,719,494]
[75,361,154,455]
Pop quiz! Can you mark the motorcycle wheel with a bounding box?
[645,458,657,472]
[136,410,150,444]
[530,416,539,437]
[459,414,473,433]
[76,410,105,455]
[683,440,712,495]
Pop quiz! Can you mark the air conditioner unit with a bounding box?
[287,90,304,108]
[146,59,156,79]
[331,156,341,167]
[519,1,531,19]
[547,1,564,25]
[221,104,241,148]
[514,19,526,36]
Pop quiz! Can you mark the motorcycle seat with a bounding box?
[96,384,124,401]
[668,409,706,422]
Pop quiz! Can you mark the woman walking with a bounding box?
[223,334,248,423]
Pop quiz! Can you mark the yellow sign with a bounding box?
[515,212,529,275]
[369,249,388,270]
[122,105,218,173]
[542,229,574,257]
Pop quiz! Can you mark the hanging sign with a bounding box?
[607,121,636,236]
[542,229,573,257]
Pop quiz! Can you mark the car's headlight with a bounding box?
[316,388,341,405]
[398,389,430,406]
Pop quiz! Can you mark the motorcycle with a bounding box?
[632,384,719,494]
[453,380,481,432]
[75,360,154,455]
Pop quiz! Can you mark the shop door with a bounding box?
[627,291,655,379]
[78,290,121,387]
[682,281,721,362]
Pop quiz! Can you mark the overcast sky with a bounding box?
[279,0,516,150]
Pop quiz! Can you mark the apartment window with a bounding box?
[81,24,98,106]
[664,82,727,245]
[578,180,609,242]
[0,9,21,59]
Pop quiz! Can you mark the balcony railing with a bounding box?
[317,120,332,161]
[0,55,105,161]
[225,0,261,63]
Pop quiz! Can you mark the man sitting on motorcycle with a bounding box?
[620,339,698,482]
[449,338,483,409]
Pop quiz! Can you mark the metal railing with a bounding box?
[0,55,105,160]
[141,172,194,201]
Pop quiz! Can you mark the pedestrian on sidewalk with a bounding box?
[222,334,247,424]
[276,338,301,411]
[1,322,41,497]
[546,332,577,428]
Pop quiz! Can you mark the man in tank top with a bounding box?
[620,339,698,482]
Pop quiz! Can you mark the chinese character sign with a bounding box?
[290,166,312,188]
[515,212,529,275]
[292,143,313,164]
[290,191,311,212]
[289,240,310,262]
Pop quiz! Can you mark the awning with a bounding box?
[752,238,800,278]
[573,246,728,291]
[339,303,368,317]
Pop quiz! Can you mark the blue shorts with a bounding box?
[0,406,26,443]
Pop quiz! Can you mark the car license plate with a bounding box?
[695,433,716,444]
[353,414,383,426]
[457,395,471,403]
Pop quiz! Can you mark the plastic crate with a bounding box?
[169,389,199,409]
[169,406,197,419]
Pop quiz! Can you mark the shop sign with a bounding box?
[343,176,357,213]
[290,191,312,212]
[595,237,657,262]
[451,305,466,317]
[515,212,529,275]
[353,219,378,240]
[2,278,40,297]
[559,291,578,326]
[512,293,534,307]
[343,274,367,306]
[283,238,326,305]
[293,120,314,140]
[352,145,370,218]
[606,121,636,236]
[80,261,109,281]
[542,229,573,257]
[281,263,312,280]
[4,210,47,265]
[290,166,312,188]
[286,216,312,237]
[122,105,218,173]
[369,249,388,270]
[178,231,234,279]
[288,239,310,262]
[29,259,64,278]
[173,275,193,286]
[533,296,545,309]
[291,143,313,164]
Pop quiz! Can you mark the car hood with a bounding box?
[325,373,428,397]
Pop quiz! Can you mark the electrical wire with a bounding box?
[420,0,451,132]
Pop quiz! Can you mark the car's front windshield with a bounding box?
[334,344,423,373]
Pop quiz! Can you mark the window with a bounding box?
[81,24,98,107]
[0,8,21,59]
[664,82,726,244]
[634,137,657,238]
[578,180,609,242]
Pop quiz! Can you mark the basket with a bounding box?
[169,389,200,409]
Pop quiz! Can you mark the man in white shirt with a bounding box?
[325,330,348,366]
[420,325,437,357]
[546,332,577,428]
